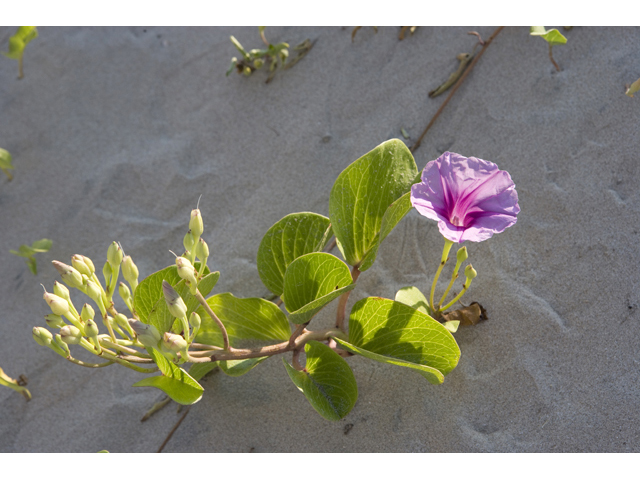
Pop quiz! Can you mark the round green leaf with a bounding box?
[282,252,355,324]
[133,348,204,405]
[195,293,291,346]
[283,341,358,421]
[257,212,332,296]
[135,264,218,334]
[329,139,417,267]
[338,297,460,384]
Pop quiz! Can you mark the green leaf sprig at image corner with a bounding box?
[31,139,519,421]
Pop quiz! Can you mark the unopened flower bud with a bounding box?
[107,242,123,268]
[102,261,113,286]
[60,325,82,345]
[195,238,209,260]
[52,261,84,289]
[189,209,204,238]
[32,326,53,347]
[122,256,139,285]
[189,312,201,330]
[176,256,198,287]
[183,231,195,252]
[43,290,70,316]
[45,314,65,329]
[54,334,70,356]
[114,313,132,333]
[71,254,94,276]
[85,318,99,338]
[243,66,252,76]
[464,265,477,281]
[163,332,188,353]
[456,246,468,263]
[128,319,161,348]
[81,303,95,322]
[162,280,187,318]
[253,58,264,69]
[53,281,70,301]
[119,282,132,303]
[85,281,102,304]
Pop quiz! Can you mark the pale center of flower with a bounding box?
[450,214,465,227]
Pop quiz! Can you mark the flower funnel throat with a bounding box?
[411,152,520,243]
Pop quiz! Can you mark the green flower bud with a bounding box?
[128,319,161,348]
[456,246,468,263]
[253,58,264,69]
[81,303,95,322]
[195,238,209,260]
[183,231,195,252]
[162,280,187,319]
[53,281,70,301]
[45,314,65,329]
[85,318,99,338]
[175,256,198,286]
[85,281,102,304]
[189,209,204,238]
[163,332,188,353]
[102,261,113,287]
[243,66,252,76]
[71,254,93,276]
[189,312,201,330]
[107,241,123,268]
[122,255,139,285]
[43,290,70,316]
[52,261,84,289]
[114,313,131,331]
[32,326,53,347]
[464,264,477,280]
[60,325,82,345]
[54,334,70,356]
[118,282,132,303]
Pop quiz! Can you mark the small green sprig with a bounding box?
[227,27,313,84]
[625,77,640,98]
[2,26,38,79]
[0,367,31,401]
[0,148,14,181]
[10,238,52,275]
[530,26,567,72]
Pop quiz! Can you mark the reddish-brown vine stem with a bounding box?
[411,26,505,153]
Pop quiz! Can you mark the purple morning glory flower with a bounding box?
[411,152,520,243]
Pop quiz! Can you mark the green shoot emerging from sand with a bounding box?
[31,140,520,421]
[0,148,14,181]
[11,238,52,275]
[530,26,567,72]
[0,367,31,401]
[2,26,38,79]
[227,27,313,84]
[626,77,640,98]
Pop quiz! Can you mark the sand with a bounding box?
[1,26,639,452]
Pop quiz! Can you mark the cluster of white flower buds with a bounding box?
[33,244,142,361]
[32,207,210,367]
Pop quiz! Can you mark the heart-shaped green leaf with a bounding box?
[257,212,332,296]
[329,139,417,268]
[358,191,413,271]
[530,27,567,46]
[135,264,218,334]
[196,293,291,346]
[283,341,358,421]
[133,348,204,405]
[335,297,460,385]
[282,252,355,324]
